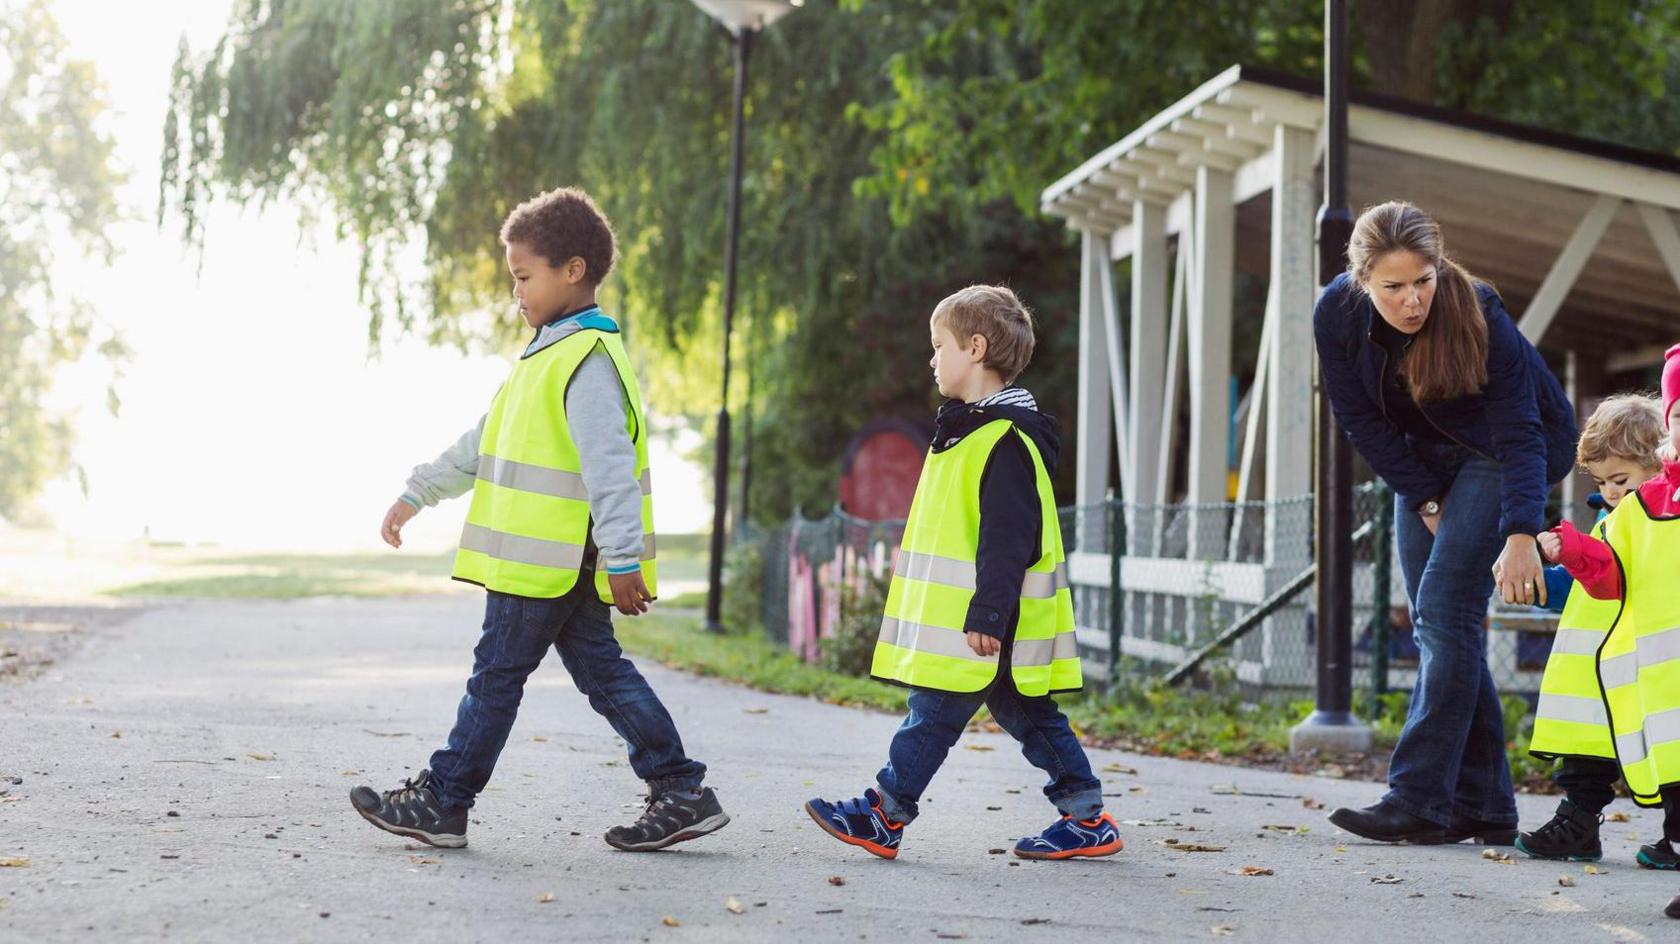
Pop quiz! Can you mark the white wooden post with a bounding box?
[1187,165,1234,560]
[1128,199,1170,514]
[1076,228,1114,553]
[1266,124,1317,562]
[1261,124,1318,687]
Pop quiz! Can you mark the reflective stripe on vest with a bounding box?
[869,417,1080,696]
[1528,516,1621,761]
[451,325,659,602]
[1601,496,1680,806]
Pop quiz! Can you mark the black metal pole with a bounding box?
[1311,0,1357,721]
[705,26,752,633]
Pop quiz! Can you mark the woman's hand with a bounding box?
[1420,507,1442,536]
[1492,534,1546,606]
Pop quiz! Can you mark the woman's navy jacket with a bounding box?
[1313,271,1577,538]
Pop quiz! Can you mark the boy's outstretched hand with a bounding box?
[1537,530,1562,562]
[608,570,653,616]
[966,630,1001,657]
[381,499,418,548]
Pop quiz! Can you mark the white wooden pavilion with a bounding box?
[1040,65,1680,689]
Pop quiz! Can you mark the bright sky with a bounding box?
[36,0,712,553]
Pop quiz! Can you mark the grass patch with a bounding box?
[615,613,906,712]
[107,571,443,599]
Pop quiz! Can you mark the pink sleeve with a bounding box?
[1551,521,1623,600]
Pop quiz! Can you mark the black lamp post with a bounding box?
[689,0,801,633]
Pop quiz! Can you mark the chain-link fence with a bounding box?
[728,483,1572,700]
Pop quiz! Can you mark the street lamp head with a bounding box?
[689,0,802,34]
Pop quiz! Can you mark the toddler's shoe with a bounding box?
[1013,811,1124,860]
[1639,838,1680,870]
[804,789,904,859]
[349,769,467,848]
[1514,799,1602,862]
[605,787,730,851]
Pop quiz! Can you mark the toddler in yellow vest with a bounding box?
[805,285,1121,860]
[1516,393,1665,865]
[349,188,727,851]
[1543,344,1680,919]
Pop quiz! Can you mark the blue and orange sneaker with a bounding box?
[804,789,905,860]
[1013,812,1124,860]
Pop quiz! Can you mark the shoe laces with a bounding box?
[1534,807,1597,842]
[385,771,431,805]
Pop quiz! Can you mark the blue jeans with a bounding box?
[875,676,1102,825]
[1384,447,1517,827]
[427,578,706,810]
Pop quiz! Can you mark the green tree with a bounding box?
[0,0,122,520]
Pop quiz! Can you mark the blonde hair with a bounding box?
[1577,393,1665,470]
[930,285,1037,384]
[1347,201,1489,402]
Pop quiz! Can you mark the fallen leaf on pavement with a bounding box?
[661,916,680,927]
[1101,763,1138,775]
[1557,875,1576,887]
[408,855,441,865]
[530,736,548,742]
[110,731,122,739]
[988,848,1007,854]
[1020,918,1050,925]
[1211,925,1236,937]
[964,744,995,752]
[1370,875,1405,885]
[1584,864,1604,875]
[743,707,770,714]
[1334,846,1348,853]
[1228,866,1273,876]
[362,730,410,738]
[1605,811,1630,823]
[0,857,29,868]
[1302,797,1325,810]
[725,897,744,915]
[246,753,274,762]
[828,875,846,886]
[1161,840,1226,852]
[1452,892,1477,899]
[1481,850,1514,865]
[1261,824,1305,834]
[537,893,554,903]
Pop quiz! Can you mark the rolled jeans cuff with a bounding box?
[1052,787,1105,821]
[648,774,704,798]
[874,781,918,825]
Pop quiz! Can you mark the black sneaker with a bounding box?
[1639,839,1680,870]
[604,787,730,851]
[1515,799,1602,862]
[349,769,467,848]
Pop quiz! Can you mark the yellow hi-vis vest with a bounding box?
[870,417,1080,696]
[1601,493,1680,806]
[1529,516,1621,762]
[451,319,658,603]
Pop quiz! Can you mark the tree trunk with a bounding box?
[1355,0,1516,103]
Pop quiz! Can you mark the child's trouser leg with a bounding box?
[1663,788,1680,844]
[553,583,707,796]
[428,591,566,809]
[875,686,987,824]
[985,683,1103,819]
[1554,757,1621,816]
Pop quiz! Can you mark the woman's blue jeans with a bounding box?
[1383,447,1518,827]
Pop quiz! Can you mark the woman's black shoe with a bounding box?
[1446,814,1519,846]
[1328,801,1448,843]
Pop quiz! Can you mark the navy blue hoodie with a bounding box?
[928,394,1061,641]
[1313,272,1577,538]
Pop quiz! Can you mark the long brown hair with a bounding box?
[1347,201,1489,402]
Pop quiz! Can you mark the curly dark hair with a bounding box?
[499,187,618,285]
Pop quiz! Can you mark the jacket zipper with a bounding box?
[1364,333,1492,462]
